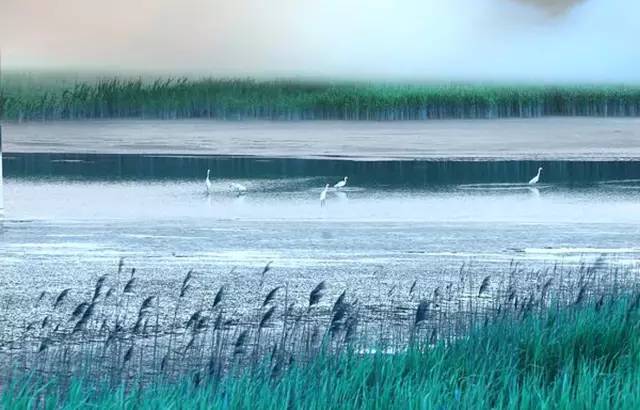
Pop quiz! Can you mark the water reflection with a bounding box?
[3,177,638,224]
[334,191,348,201]
[2,154,640,311]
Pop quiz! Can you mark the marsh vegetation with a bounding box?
[1,258,639,408]
[3,74,640,121]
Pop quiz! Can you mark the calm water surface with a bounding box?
[1,154,640,311]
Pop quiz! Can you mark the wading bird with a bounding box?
[528,167,543,185]
[320,184,329,207]
[205,169,212,194]
[230,182,247,194]
[334,176,348,189]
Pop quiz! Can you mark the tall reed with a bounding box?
[3,73,640,121]
[4,286,640,409]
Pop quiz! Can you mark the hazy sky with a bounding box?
[1,0,638,82]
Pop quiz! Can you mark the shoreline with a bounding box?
[4,117,640,161]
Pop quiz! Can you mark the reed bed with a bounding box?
[2,259,640,408]
[2,73,640,121]
[0,258,638,398]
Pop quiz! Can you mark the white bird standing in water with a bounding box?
[205,169,212,194]
[230,182,247,194]
[320,184,329,207]
[334,176,348,189]
[528,167,543,185]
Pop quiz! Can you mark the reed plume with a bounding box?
[309,281,327,308]
[53,288,71,309]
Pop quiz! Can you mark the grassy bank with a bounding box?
[3,291,640,409]
[2,72,640,121]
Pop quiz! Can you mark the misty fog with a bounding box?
[1,0,638,82]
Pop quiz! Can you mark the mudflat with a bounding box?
[4,117,640,160]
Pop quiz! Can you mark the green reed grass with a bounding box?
[0,258,637,408]
[2,72,640,121]
[3,290,640,409]
[0,260,636,385]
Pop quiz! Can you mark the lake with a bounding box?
[2,153,640,319]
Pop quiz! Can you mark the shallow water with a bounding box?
[2,154,640,313]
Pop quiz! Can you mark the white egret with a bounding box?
[528,167,543,185]
[205,169,212,194]
[230,182,247,194]
[334,176,348,189]
[320,184,329,207]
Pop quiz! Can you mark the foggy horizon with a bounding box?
[1,0,639,83]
